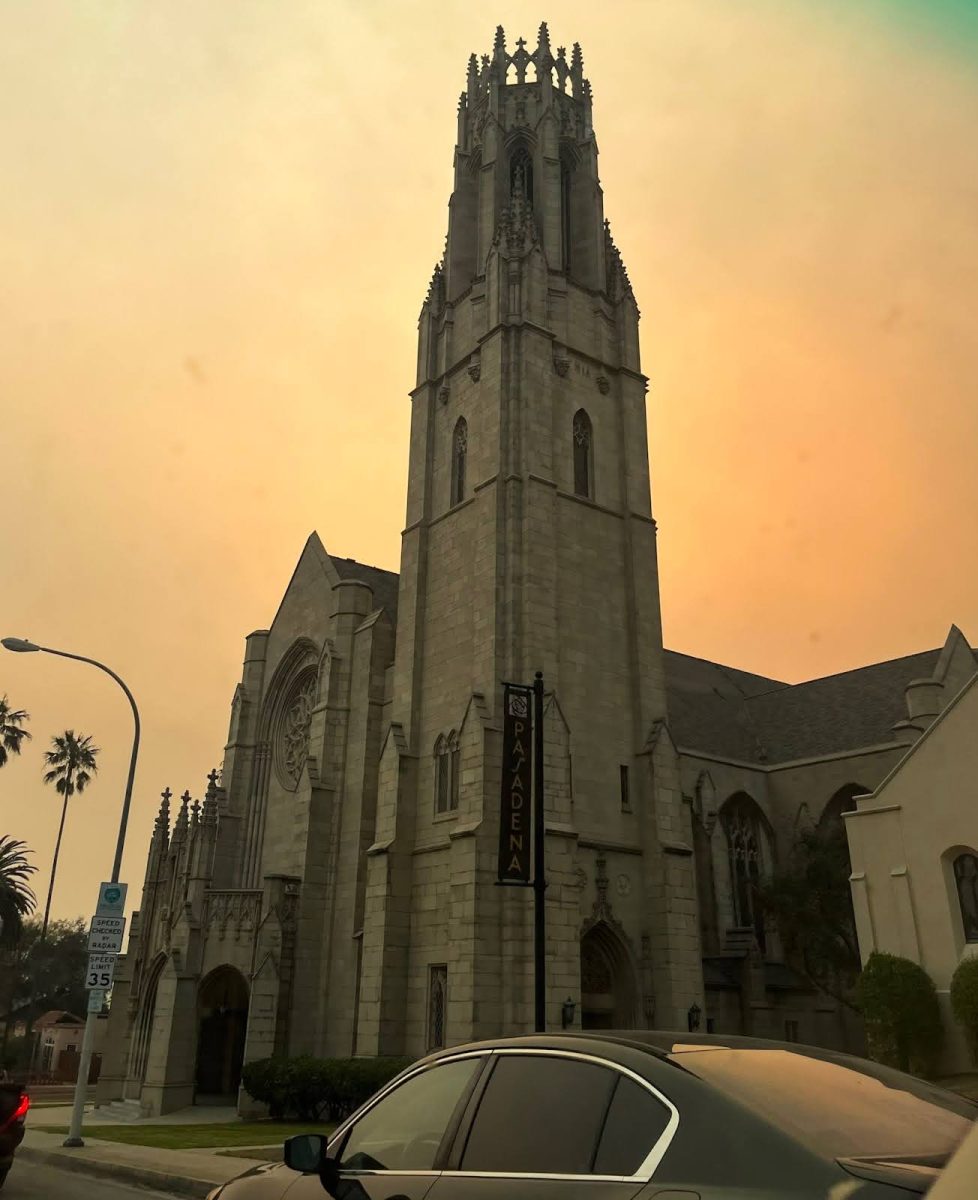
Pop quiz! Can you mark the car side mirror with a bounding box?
[284,1134,328,1173]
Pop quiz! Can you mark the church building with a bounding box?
[95,25,978,1116]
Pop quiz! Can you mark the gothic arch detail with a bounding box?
[718,792,773,952]
[580,921,637,1029]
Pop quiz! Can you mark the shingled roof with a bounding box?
[664,647,947,764]
[332,556,400,626]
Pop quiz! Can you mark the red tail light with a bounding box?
[1,1092,29,1130]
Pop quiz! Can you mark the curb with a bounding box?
[17,1143,220,1198]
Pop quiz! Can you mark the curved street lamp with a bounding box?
[1,637,141,1147]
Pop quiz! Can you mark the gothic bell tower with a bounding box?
[356,24,703,1056]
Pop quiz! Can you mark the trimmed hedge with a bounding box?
[857,951,943,1077]
[950,956,978,1064]
[241,1055,413,1121]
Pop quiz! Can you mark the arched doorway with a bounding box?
[195,966,249,1103]
[580,923,637,1029]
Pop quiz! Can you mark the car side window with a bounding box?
[459,1054,619,1175]
[338,1057,481,1173]
[593,1075,672,1176]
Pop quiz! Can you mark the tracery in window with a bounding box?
[720,793,770,952]
[573,409,592,499]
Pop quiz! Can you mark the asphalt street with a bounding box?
[3,1161,178,1198]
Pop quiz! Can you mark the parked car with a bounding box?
[207,1032,977,1199]
[0,1082,30,1191]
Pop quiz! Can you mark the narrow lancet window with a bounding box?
[451,417,468,506]
[573,409,592,499]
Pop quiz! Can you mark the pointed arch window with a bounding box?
[434,733,460,815]
[427,964,448,1051]
[720,794,769,952]
[451,417,468,507]
[509,145,533,207]
[573,409,593,499]
[560,157,573,271]
[449,731,460,811]
[953,852,978,942]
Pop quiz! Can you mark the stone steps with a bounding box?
[95,1098,146,1122]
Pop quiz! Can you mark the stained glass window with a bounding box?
[427,964,448,1051]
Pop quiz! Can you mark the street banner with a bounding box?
[89,916,126,954]
[498,683,533,884]
[85,953,117,990]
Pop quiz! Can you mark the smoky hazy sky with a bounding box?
[3,0,977,923]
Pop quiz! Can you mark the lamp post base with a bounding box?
[62,1136,85,1148]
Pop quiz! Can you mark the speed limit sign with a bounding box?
[85,953,117,990]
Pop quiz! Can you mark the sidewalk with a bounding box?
[31,1101,239,1125]
[18,1127,249,1199]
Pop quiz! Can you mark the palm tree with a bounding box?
[0,837,36,949]
[0,838,36,1058]
[0,696,32,768]
[40,731,99,940]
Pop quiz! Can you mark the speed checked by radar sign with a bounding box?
[84,882,129,990]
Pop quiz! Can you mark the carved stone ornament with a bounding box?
[467,356,481,383]
[278,672,317,788]
[596,375,610,394]
[438,384,450,405]
[554,356,570,378]
[616,873,631,897]
[571,866,587,890]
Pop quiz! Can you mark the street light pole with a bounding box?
[1,637,140,1147]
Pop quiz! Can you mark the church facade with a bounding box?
[96,25,978,1116]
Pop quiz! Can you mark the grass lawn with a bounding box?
[33,1121,332,1150]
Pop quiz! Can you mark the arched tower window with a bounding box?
[573,409,593,499]
[953,852,978,942]
[720,794,771,952]
[560,157,573,271]
[451,417,467,506]
[509,145,533,207]
[448,731,460,810]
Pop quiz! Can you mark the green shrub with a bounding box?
[241,1055,413,1121]
[950,956,978,1064]
[857,951,944,1076]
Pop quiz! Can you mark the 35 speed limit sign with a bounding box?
[85,953,117,990]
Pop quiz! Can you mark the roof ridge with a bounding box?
[768,647,941,692]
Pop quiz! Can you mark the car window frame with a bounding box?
[326,1051,491,1177]
[442,1047,680,1183]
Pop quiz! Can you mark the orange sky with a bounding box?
[2,1,977,923]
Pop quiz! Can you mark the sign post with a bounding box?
[497,675,547,1032]
[532,672,546,1034]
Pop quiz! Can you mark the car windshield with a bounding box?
[669,1047,976,1162]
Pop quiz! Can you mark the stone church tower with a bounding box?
[97,23,978,1116]
[355,24,703,1053]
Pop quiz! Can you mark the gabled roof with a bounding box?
[34,1010,84,1028]
[663,642,974,765]
[332,556,399,626]
[662,650,786,763]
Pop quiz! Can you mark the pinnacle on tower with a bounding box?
[155,787,171,834]
[571,41,584,97]
[173,790,191,839]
